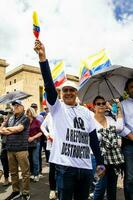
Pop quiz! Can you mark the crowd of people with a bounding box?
[0,39,133,200]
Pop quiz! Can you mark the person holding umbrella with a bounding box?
[34,39,105,200]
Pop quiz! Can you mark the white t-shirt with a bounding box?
[47,99,96,169]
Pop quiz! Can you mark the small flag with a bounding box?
[33,11,40,39]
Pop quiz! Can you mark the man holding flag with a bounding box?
[34,39,105,200]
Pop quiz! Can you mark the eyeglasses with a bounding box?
[95,102,106,106]
[62,88,76,93]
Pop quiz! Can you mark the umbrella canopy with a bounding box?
[0,91,32,104]
[78,65,133,104]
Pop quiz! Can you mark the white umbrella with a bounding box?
[0,91,32,104]
[78,65,133,104]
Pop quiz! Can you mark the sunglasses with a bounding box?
[95,102,106,106]
[62,88,76,93]
[12,104,20,107]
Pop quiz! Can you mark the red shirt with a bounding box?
[29,118,41,137]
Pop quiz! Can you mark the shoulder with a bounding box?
[47,98,61,113]
[21,114,30,125]
[36,114,44,123]
[78,105,88,111]
[33,118,41,125]
[21,114,29,121]
[106,116,115,126]
[79,105,94,116]
[121,99,131,106]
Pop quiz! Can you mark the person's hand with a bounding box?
[28,137,34,143]
[96,165,106,178]
[114,98,119,103]
[34,40,46,62]
[47,134,53,142]
[0,127,11,135]
[126,133,133,141]
[106,101,112,110]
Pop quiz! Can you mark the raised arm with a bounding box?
[34,40,57,105]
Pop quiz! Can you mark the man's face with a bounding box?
[44,107,49,113]
[12,104,24,115]
[127,81,133,98]
[62,86,77,106]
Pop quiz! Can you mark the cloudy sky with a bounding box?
[0,0,133,75]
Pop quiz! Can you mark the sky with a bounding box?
[0,0,133,75]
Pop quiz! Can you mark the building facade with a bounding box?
[5,63,79,111]
[0,59,8,109]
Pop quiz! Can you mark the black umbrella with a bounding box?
[0,91,32,104]
[78,65,133,104]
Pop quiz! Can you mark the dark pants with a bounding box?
[55,165,93,200]
[94,165,118,200]
[39,139,50,173]
[1,143,9,179]
[123,145,133,200]
[49,163,56,190]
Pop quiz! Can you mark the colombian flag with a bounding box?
[51,60,66,87]
[79,60,91,87]
[79,49,111,87]
[42,60,66,106]
[33,11,40,39]
[42,92,47,106]
[86,49,111,75]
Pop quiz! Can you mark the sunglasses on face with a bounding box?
[62,88,76,93]
[95,102,106,106]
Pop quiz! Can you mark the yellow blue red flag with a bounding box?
[79,60,91,86]
[86,49,111,75]
[79,49,111,87]
[42,60,66,106]
[51,60,66,87]
[33,11,40,39]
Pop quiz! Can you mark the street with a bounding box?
[0,164,49,200]
[0,157,124,200]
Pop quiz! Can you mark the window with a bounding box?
[14,79,16,83]
[14,89,16,91]
[10,81,11,85]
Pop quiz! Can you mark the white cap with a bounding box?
[12,100,23,106]
[60,80,78,90]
